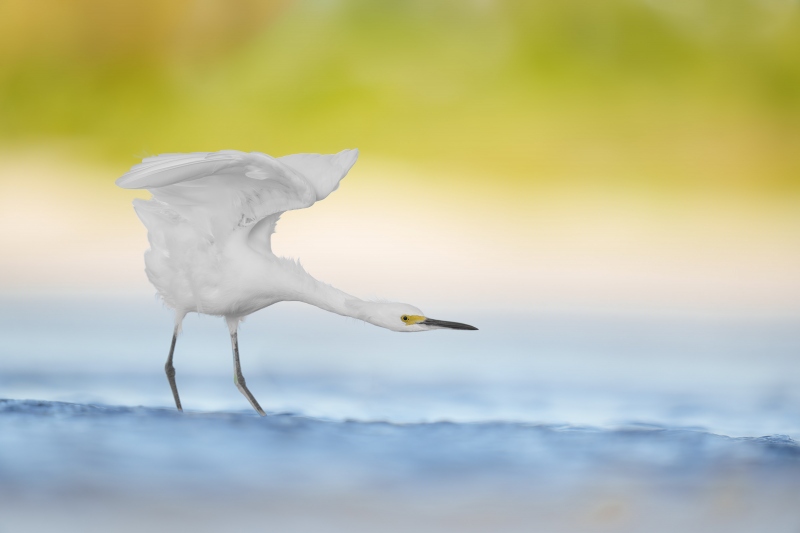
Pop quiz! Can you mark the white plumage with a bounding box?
[117,148,476,415]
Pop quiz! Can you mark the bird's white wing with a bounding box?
[117,149,358,249]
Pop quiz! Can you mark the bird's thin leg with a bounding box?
[165,326,182,412]
[230,331,266,416]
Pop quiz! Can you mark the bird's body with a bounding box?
[123,149,356,321]
[117,148,476,414]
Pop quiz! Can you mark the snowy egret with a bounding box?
[116,149,477,415]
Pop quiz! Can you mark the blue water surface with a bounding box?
[1,295,799,532]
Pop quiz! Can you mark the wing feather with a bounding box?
[277,149,359,201]
[117,149,358,249]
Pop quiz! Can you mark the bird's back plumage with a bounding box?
[117,149,358,314]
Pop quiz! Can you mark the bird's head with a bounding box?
[358,302,478,332]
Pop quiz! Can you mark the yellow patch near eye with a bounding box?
[401,314,426,325]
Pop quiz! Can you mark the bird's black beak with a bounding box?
[421,318,478,330]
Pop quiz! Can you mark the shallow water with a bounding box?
[1,399,799,532]
[1,296,799,532]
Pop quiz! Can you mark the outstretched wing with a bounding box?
[117,149,358,249]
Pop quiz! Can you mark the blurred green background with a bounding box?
[1,0,798,315]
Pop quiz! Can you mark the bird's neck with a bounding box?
[289,269,377,324]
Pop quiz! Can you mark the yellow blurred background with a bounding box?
[1,0,798,316]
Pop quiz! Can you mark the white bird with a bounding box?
[116,148,477,415]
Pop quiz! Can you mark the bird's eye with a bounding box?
[402,315,408,321]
